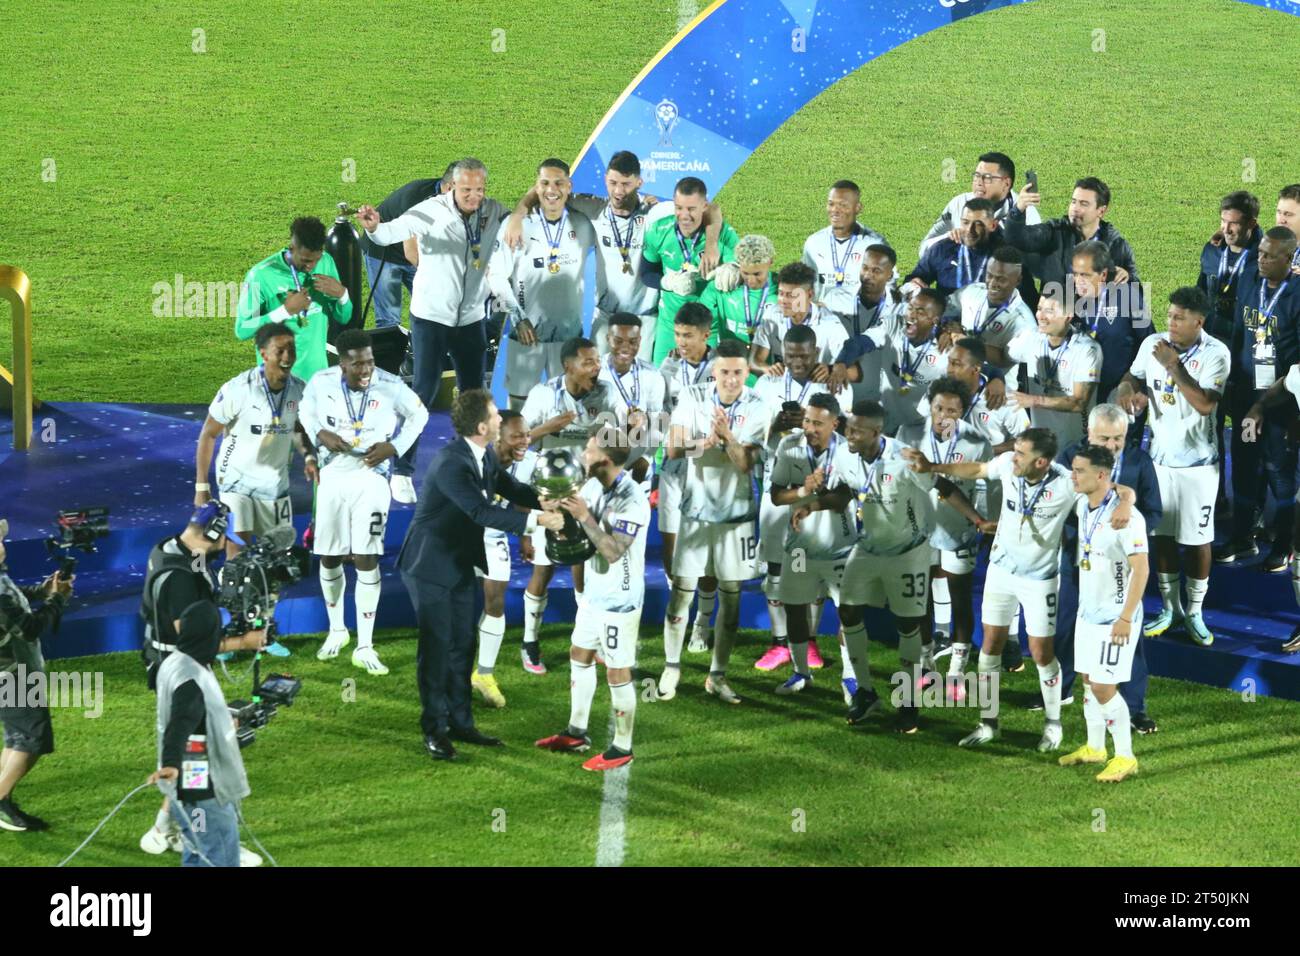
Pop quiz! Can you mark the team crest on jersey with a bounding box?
[1041,490,1053,501]
[635,216,645,226]
[989,321,1004,332]
[951,453,964,462]
[926,354,938,365]
[569,230,576,240]
[368,399,379,409]
[287,400,297,410]
[1188,360,1200,371]
[978,412,990,423]
[882,473,893,483]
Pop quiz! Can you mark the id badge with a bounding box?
[1254,342,1276,390]
[182,758,210,791]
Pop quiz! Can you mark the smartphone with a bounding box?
[1024,169,1038,194]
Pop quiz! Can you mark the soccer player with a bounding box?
[1071,241,1154,426]
[896,378,993,685]
[802,401,938,733]
[767,393,858,699]
[749,262,849,377]
[488,159,597,408]
[918,151,1040,254]
[1058,445,1149,783]
[597,313,666,485]
[700,233,777,346]
[235,216,353,383]
[300,330,429,676]
[834,288,949,435]
[1115,288,1228,646]
[802,180,890,326]
[640,177,739,361]
[471,410,539,708]
[906,198,1004,297]
[518,338,622,673]
[358,157,506,501]
[904,428,1136,750]
[659,339,767,703]
[1006,290,1103,451]
[949,246,1036,369]
[1218,227,1300,570]
[751,327,829,672]
[825,244,905,404]
[535,430,649,771]
[1002,175,1140,297]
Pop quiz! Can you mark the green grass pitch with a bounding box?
[2,0,1299,866]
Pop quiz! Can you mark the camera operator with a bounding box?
[138,502,266,858]
[0,518,73,832]
[146,601,250,866]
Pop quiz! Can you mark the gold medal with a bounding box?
[473,258,482,269]
[1256,327,1268,343]
[548,262,561,275]
[1080,557,1091,571]
[622,262,633,275]
[834,271,845,284]
[1162,392,1176,405]
[350,436,361,448]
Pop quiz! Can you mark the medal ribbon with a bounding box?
[743,284,770,333]
[608,357,641,408]
[608,210,633,269]
[540,211,569,271]
[341,377,372,446]
[259,369,288,427]
[1081,489,1116,565]
[829,229,859,285]
[1217,246,1249,293]
[784,370,813,405]
[674,225,702,267]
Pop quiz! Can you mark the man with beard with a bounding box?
[918,151,1040,254]
[906,198,1006,297]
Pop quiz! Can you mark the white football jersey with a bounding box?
[484,448,540,545]
[752,304,850,367]
[1006,330,1102,450]
[829,437,935,556]
[599,355,668,462]
[955,285,1036,363]
[751,372,831,484]
[770,431,856,561]
[671,383,768,523]
[958,376,1031,447]
[521,377,623,451]
[568,195,661,318]
[895,417,992,551]
[1129,332,1230,468]
[659,353,715,411]
[299,367,428,480]
[986,452,1080,580]
[802,223,890,318]
[868,326,948,433]
[1076,496,1148,625]
[208,368,306,500]
[487,209,596,340]
[579,472,651,613]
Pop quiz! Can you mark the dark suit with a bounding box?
[398,437,541,737]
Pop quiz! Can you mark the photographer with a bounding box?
[146,601,250,866]
[138,502,266,857]
[0,518,73,833]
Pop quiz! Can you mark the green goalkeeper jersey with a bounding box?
[700,274,777,346]
[641,218,738,361]
[235,249,353,381]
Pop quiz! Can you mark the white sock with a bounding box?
[949,642,971,676]
[354,567,381,650]
[1292,555,1300,605]
[920,640,935,672]
[155,805,173,832]
[476,613,505,674]
[523,591,547,645]
[809,599,825,635]
[711,585,741,676]
[665,583,695,665]
[568,659,597,736]
[978,651,1000,723]
[839,634,856,680]
[320,566,346,632]
[764,575,788,642]
[1157,572,1185,618]
[1083,689,1106,752]
[843,622,870,682]
[789,641,810,675]
[610,680,636,752]
[696,588,717,631]
[1099,692,1133,759]
[932,576,952,633]
[1185,576,1208,618]
[1037,659,1062,721]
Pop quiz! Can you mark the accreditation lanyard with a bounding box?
[540,211,569,275]
[829,230,859,285]
[743,284,770,333]
[973,295,1010,336]
[1217,246,1249,293]
[259,370,288,429]
[675,225,702,267]
[1041,334,1072,389]
[806,433,839,480]
[784,371,813,405]
[956,245,987,288]
[1018,473,1051,527]
[608,210,634,275]
[608,358,641,409]
[341,378,372,448]
[1080,490,1116,569]
[1110,451,1124,485]
[962,375,988,422]
[1257,278,1290,342]
[1087,288,1110,338]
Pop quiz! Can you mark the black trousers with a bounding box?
[394,318,487,477]
[403,572,479,738]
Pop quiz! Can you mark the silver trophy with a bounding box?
[531,447,597,565]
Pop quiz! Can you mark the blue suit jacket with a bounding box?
[397,438,541,589]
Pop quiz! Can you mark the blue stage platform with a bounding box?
[2,401,1299,700]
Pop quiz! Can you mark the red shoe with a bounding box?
[754,644,792,671]
[649,488,660,509]
[535,731,591,753]
[807,640,825,670]
[582,747,634,771]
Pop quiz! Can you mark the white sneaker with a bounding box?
[687,625,711,653]
[317,629,350,660]
[390,474,418,504]
[1037,720,1064,753]
[657,664,681,701]
[958,723,999,747]
[239,845,263,867]
[352,646,389,676]
[705,675,741,705]
[140,824,181,855]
